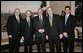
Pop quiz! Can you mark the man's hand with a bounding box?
[46,35,48,40]
[38,29,45,33]
[9,35,12,38]
[22,36,24,40]
[63,32,68,38]
[75,35,78,39]
[33,35,35,41]
[20,36,24,43]
[59,34,63,39]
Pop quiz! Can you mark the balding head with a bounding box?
[37,8,43,16]
[14,8,20,16]
[25,10,32,17]
[46,6,53,15]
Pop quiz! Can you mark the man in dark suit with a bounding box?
[7,8,22,52]
[61,6,77,52]
[45,7,63,52]
[33,8,46,52]
[61,11,65,17]
[21,10,33,52]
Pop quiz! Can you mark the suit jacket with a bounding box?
[21,16,34,40]
[34,15,46,38]
[45,14,62,39]
[7,15,22,39]
[61,14,77,37]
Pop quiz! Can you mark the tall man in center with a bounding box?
[34,8,46,52]
[45,7,63,52]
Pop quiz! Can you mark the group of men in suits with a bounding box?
[7,6,77,52]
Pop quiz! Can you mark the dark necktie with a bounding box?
[28,18,30,27]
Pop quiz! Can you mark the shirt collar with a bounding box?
[49,14,53,18]
[15,15,19,18]
[66,14,70,17]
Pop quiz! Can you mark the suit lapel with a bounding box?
[29,17,32,28]
[63,16,65,27]
[52,14,55,28]
[14,15,20,25]
[47,15,51,27]
[37,16,40,24]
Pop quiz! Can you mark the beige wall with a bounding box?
[46,1,75,15]
[1,1,41,13]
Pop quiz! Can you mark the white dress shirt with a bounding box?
[26,17,30,27]
[15,16,20,23]
[65,14,70,25]
[49,15,53,27]
[26,17,30,22]
[39,15,43,21]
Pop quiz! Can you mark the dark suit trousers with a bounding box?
[62,36,74,52]
[35,33,46,52]
[24,37,32,52]
[48,36,61,52]
[9,36,20,52]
